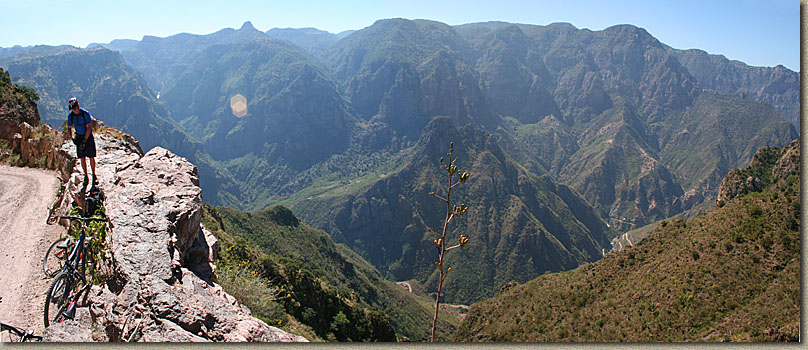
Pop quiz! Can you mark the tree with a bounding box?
[428,142,470,342]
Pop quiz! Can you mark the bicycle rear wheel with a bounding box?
[43,271,76,327]
[43,237,73,278]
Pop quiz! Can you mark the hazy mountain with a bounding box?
[451,21,797,229]
[0,47,195,152]
[670,48,800,130]
[266,27,340,56]
[4,18,797,311]
[160,39,360,207]
[0,45,33,60]
[455,139,800,341]
[97,21,271,92]
[325,19,500,141]
[0,46,241,204]
[88,38,139,51]
[0,44,76,60]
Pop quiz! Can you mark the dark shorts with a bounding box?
[74,133,96,158]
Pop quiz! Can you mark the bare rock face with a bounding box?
[48,133,306,342]
[0,117,74,178]
[772,139,800,181]
[715,171,761,204]
[715,139,800,205]
[43,319,94,342]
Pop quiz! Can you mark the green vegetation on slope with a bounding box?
[288,117,612,305]
[455,140,800,342]
[202,204,460,341]
[0,67,38,105]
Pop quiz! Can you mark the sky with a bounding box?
[0,0,800,71]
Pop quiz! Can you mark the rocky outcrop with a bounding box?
[46,132,306,342]
[715,170,762,204]
[0,94,74,178]
[715,139,800,204]
[771,140,800,181]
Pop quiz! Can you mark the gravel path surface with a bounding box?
[0,164,62,337]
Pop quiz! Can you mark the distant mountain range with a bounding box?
[0,19,797,307]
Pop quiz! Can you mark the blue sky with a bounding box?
[0,0,800,71]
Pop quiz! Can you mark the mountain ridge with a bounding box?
[0,18,796,310]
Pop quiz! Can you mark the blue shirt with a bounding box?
[68,108,93,136]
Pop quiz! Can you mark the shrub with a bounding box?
[215,258,285,323]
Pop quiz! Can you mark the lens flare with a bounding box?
[230,94,248,118]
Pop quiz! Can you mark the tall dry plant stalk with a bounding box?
[428,142,470,342]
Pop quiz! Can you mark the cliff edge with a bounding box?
[43,131,307,342]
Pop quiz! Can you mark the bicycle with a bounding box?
[45,180,65,225]
[0,297,43,342]
[43,215,107,328]
[43,183,105,278]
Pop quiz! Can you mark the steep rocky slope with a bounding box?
[290,117,611,304]
[455,139,800,342]
[453,21,797,230]
[670,48,799,130]
[0,67,74,178]
[203,205,458,341]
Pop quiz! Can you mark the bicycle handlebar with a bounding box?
[1,322,43,342]
[59,215,108,222]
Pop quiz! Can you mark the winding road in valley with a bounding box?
[0,165,63,338]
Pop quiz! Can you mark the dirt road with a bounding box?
[0,164,62,337]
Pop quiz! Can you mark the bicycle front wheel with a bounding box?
[43,237,72,278]
[43,271,75,327]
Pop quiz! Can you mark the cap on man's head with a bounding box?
[68,97,78,110]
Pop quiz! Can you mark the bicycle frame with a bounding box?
[46,215,106,326]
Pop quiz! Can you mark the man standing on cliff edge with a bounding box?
[66,97,97,186]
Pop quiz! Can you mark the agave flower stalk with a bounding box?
[428,142,470,342]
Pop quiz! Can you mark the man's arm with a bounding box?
[83,111,93,140]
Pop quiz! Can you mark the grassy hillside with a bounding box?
[456,140,800,342]
[202,204,461,341]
